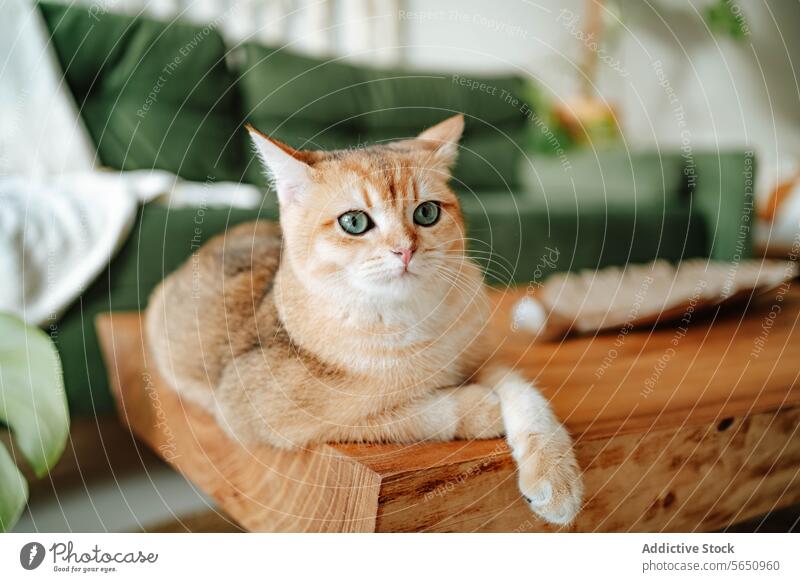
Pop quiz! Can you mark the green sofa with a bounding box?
[38,2,754,417]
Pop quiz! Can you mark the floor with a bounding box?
[13,461,224,533]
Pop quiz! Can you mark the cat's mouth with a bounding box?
[383,267,417,281]
[361,265,419,288]
[352,256,430,293]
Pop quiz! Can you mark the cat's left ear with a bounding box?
[416,114,464,169]
[246,124,313,205]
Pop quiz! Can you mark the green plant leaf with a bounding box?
[0,441,28,532]
[0,313,69,477]
[704,0,749,41]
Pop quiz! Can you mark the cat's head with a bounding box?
[247,115,472,302]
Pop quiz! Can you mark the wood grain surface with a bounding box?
[96,285,800,532]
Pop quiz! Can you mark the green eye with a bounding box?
[413,201,440,226]
[338,210,373,235]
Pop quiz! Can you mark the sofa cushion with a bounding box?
[39,2,246,183]
[521,149,688,210]
[238,43,529,191]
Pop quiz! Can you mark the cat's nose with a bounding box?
[391,245,416,268]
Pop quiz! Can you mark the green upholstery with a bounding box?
[239,43,528,190]
[40,2,527,192]
[40,3,245,183]
[37,2,754,417]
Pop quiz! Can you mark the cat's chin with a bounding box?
[349,271,438,303]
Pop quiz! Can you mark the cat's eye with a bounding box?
[413,201,440,227]
[338,210,374,235]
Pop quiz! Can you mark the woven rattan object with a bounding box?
[512,259,798,339]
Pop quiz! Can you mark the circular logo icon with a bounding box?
[19,542,46,570]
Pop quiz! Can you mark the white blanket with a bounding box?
[0,0,97,176]
[0,174,136,327]
[0,1,264,327]
[0,171,264,327]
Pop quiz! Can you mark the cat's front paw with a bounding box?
[512,427,583,525]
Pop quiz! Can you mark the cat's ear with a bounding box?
[246,124,313,204]
[416,114,464,169]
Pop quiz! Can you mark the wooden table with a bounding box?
[96,286,800,532]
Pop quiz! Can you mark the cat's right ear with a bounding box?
[246,124,313,205]
[416,114,465,169]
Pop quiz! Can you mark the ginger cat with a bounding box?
[146,115,583,525]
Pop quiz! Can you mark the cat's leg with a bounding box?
[484,366,583,525]
[334,371,582,525]
[328,383,505,444]
[216,355,580,524]
[213,350,503,448]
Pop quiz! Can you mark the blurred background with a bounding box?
[1,0,798,532]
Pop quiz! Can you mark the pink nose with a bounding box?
[392,246,416,268]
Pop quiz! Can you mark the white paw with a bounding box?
[513,428,583,525]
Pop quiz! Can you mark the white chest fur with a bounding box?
[275,268,489,393]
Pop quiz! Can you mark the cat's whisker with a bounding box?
[433,245,516,261]
[430,236,503,249]
[436,276,485,302]
[437,252,518,277]
[435,246,516,263]
[434,254,518,283]
[427,241,518,272]
[432,268,492,307]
